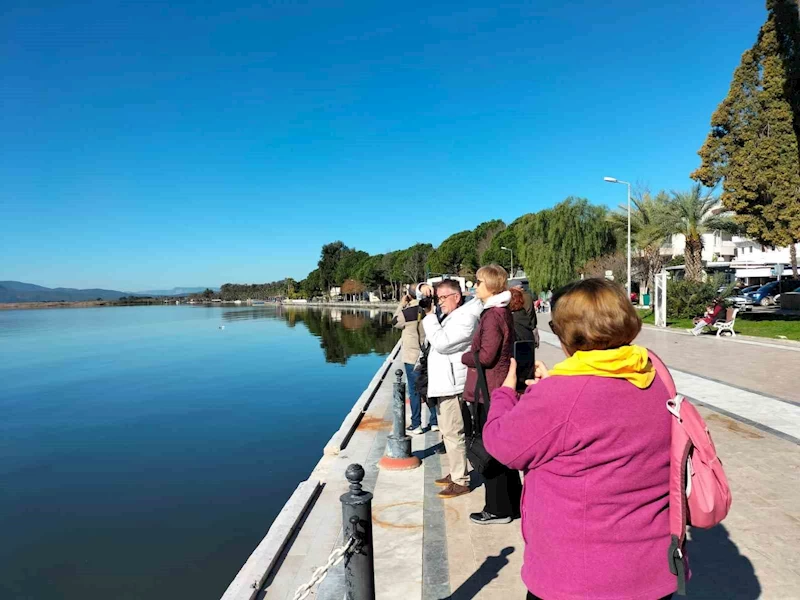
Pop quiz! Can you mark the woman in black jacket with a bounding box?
[509,287,537,393]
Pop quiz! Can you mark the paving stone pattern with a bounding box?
[264,329,800,599]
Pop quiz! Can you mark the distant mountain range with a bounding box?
[0,281,215,303]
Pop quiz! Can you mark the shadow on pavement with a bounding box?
[414,441,445,461]
[686,525,760,599]
[442,546,515,600]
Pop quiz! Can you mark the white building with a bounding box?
[659,230,797,285]
[730,240,799,284]
[660,231,737,263]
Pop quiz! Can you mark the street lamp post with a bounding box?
[604,176,632,297]
[501,246,513,278]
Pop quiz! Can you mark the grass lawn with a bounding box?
[641,311,800,342]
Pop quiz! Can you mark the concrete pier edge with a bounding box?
[323,341,402,455]
[220,480,322,600]
[220,340,402,600]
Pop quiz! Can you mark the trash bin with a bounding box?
[643,293,651,306]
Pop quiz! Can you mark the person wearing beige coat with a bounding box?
[393,293,437,434]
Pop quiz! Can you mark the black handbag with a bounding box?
[465,350,502,476]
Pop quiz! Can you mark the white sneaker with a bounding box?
[406,425,424,435]
[430,425,440,432]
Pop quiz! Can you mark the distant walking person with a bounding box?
[422,279,483,499]
[461,265,523,524]
[393,288,438,434]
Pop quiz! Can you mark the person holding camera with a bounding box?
[393,285,438,434]
[422,279,483,499]
[460,264,523,524]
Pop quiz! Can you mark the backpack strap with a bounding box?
[650,349,689,596]
[648,350,677,398]
[473,350,492,410]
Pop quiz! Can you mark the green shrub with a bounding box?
[667,277,732,319]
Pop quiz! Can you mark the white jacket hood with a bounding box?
[482,291,511,310]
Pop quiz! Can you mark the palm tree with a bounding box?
[608,189,672,293]
[661,184,740,282]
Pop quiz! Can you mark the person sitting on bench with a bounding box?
[689,299,725,336]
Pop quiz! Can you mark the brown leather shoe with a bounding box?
[437,482,470,499]
[434,474,452,487]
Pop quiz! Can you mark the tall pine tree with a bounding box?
[692,0,800,276]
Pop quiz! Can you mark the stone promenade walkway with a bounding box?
[263,321,800,600]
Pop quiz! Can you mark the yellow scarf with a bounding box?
[549,345,655,389]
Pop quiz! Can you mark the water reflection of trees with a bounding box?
[220,306,399,364]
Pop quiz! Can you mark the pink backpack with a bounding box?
[649,351,732,595]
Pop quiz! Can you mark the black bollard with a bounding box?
[340,464,375,600]
[378,369,421,470]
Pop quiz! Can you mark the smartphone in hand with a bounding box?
[513,340,536,381]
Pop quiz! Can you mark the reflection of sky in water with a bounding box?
[0,305,398,600]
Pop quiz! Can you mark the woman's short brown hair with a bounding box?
[476,264,508,295]
[550,278,641,355]
[509,287,525,312]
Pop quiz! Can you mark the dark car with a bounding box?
[748,279,800,306]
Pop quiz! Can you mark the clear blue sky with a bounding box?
[1,0,765,291]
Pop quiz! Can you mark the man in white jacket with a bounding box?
[421,279,483,499]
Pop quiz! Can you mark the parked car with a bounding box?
[726,288,755,311]
[739,285,761,296]
[746,279,800,306]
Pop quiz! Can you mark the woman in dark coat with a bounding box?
[461,264,523,525]
[509,287,537,392]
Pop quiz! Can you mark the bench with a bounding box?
[711,307,739,337]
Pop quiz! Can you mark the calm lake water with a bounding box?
[0,305,398,600]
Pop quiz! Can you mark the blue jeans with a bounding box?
[405,362,437,429]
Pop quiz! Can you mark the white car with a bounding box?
[726,289,755,311]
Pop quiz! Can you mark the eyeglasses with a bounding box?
[437,293,458,303]
[476,279,483,287]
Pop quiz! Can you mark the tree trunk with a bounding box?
[791,243,798,279]
[685,237,704,282]
[644,246,663,296]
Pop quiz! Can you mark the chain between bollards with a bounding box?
[340,464,375,600]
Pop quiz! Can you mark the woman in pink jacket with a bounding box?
[484,278,676,600]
